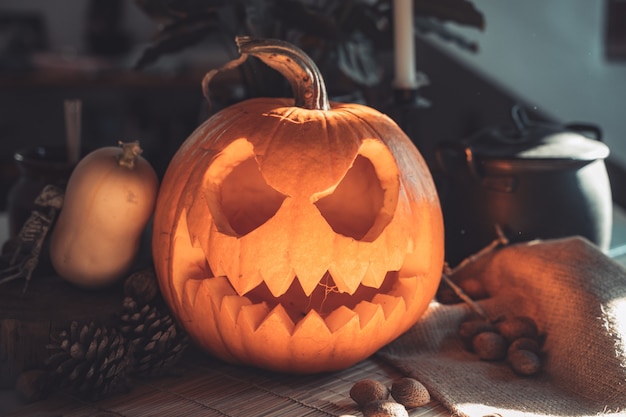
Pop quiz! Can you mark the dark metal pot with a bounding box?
[436,105,612,266]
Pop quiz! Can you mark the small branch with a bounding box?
[441,224,509,321]
[441,272,489,320]
[449,224,508,275]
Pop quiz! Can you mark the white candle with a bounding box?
[393,0,418,89]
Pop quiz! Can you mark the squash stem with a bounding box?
[117,141,142,169]
[202,36,330,111]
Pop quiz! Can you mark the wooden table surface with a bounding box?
[4,348,452,417]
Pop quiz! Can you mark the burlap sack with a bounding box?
[379,237,626,417]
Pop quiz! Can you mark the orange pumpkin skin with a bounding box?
[152,38,444,373]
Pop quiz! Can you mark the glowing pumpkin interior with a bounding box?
[152,37,444,373]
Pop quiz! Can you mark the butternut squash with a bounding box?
[50,141,158,288]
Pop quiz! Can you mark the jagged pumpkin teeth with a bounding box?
[294,310,331,340]
[372,294,405,319]
[295,274,321,298]
[210,256,242,294]
[237,303,270,331]
[204,250,226,278]
[170,210,207,292]
[325,306,359,332]
[294,259,328,296]
[152,37,444,373]
[351,300,384,329]
[198,273,409,334]
[227,265,263,296]
[260,267,296,298]
[259,304,295,334]
[391,277,420,301]
[327,267,361,295]
[182,277,203,309]
[197,276,237,307]
[361,263,387,289]
[220,294,252,322]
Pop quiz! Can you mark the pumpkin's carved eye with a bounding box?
[220,156,286,236]
[206,138,396,240]
[314,155,384,241]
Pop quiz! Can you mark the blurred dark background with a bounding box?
[1,0,625,210]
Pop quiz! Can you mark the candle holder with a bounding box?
[385,84,431,151]
[393,87,420,105]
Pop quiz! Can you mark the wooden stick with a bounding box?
[441,272,489,320]
[451,224,508,275]
[442,224,510,321]
[64,99,82,165]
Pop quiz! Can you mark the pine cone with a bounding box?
[119,296,188,377]
[45,321,131,401]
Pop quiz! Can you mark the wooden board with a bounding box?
[4,349,452,417]
[0,274,125,388]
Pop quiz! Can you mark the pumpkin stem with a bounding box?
[202,36,330,111]
[117,141,142,169]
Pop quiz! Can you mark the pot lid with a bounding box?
[466,105,609,162]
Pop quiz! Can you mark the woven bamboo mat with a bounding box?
[6,349,451,417]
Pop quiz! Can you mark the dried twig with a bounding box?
[450,224,508,275]
[441,272,489,319]
[441,224,509,320]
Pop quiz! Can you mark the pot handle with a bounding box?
[435,140,481,180]
[565,123,603,141]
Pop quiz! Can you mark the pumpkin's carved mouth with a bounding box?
[182,265,420,333]
[246,270,398,319]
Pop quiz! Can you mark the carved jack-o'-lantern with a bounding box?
[152,37,444,373]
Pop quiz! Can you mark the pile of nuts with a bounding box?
[458,315,544,376]
[349,377,430,417]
